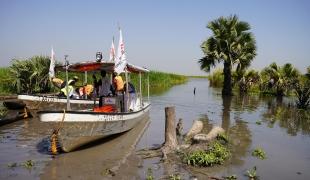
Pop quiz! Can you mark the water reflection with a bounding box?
[221,95,252,165]
[261,97,310,136]
[222,95,232,131]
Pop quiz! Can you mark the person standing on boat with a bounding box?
[93,70,112,107]
[124,81,136,111]
[112,72,124,111]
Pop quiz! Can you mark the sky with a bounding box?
[0,0,309,75]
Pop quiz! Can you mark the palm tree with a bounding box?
[238,69,260,93]
[9,59,32,93]
[294,66,310,109]
[261,62,299,96]
[29,56,51,92]
[9,56,51,93]
[199,15,257,95]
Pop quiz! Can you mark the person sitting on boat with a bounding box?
[112,72,125,111]
[59,76,79,98]
[93,70,112,107]
[51,77,64,89]
[124,81,136,112]
[78,84,94,99]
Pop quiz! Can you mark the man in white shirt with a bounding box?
[93,70,112,107]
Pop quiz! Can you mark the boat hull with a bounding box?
[18,94,98,104]
[38,103,150,152]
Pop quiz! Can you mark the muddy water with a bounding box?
[0,102,150,180]
[1,78,310,179]
[136,78,310,179]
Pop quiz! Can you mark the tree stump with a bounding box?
[162,106,178,159]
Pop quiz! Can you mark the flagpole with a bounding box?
[65,55,71,111]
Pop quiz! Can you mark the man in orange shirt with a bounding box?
[112,72,124,111]
[113,72,124,92]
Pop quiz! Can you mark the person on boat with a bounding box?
[51,77,64,89]
[112,72,124,93]
[78,84,94,99]
[112,72,124,112]
[124,81,136,111]
[93,70,112,107]
[59,76,79,98]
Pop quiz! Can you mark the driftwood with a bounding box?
[193,126,225,143]
[186,120,203,138]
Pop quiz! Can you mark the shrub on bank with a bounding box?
[0,67,14,94]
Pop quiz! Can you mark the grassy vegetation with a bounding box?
[207,69,224,88]
[0,57,188,96]
[130,71,187,95]
[0,67,13,94]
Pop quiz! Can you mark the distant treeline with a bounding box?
[0,56,188,96]
[207,63,310,109]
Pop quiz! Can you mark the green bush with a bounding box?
[9,56,51,93]
[0,67,13,94]
[184,141,230,167]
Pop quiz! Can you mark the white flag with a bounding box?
[109,37,116,61]
[115,28,127,74]
[49,48,55,78]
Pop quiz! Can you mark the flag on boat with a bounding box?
[49,48,55,78]
[114,28,127,74]
[109,37,116,61]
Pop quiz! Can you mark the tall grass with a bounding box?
[0,65,188,96]
[207,69,224,87]
[130,71,188,95]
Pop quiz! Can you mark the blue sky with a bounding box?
[0,0,309,75]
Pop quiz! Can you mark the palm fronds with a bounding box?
[9,56,52,93]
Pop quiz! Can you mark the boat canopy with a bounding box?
[55,61,149,74]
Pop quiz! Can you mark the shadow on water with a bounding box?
[36,132,129,155]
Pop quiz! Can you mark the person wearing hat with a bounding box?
[112,72,124,92]
[60,76,79,98]
[112,72,125,112]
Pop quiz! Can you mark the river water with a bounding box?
[1,78,310,179]
[136,78,310,179]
